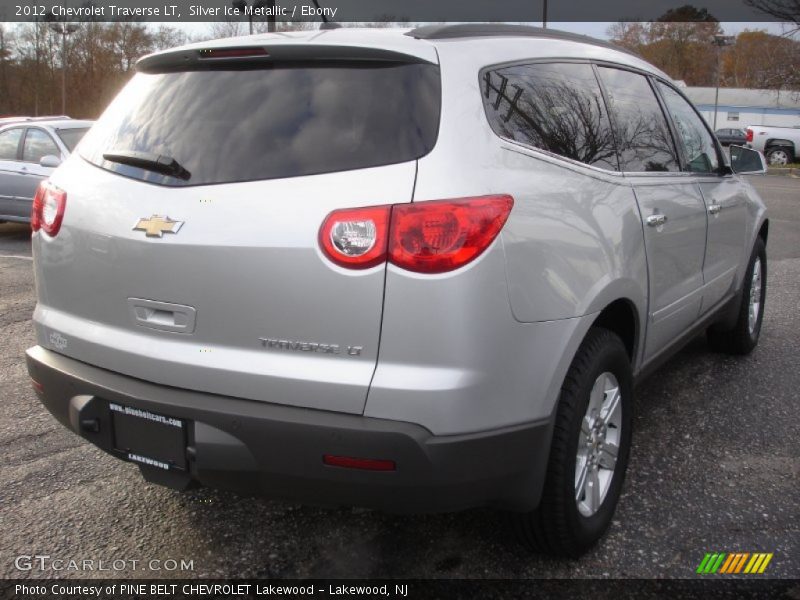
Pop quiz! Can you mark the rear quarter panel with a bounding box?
[364,40,648,435]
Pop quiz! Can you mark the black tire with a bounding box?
[766,146,793,166]
[707,237,766,355]
[514,327,633,557]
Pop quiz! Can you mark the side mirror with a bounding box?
[39,154,62,168]
[729,145,766,175]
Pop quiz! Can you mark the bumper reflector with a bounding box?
[323,454,396,471]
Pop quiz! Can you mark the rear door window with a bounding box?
[79,62,441,186]
[656,82,720,174]
[22,129,60,163]
[0,128,23,160]
[56,127,90,152]
[596,67,679,173]
[481,62,618,171]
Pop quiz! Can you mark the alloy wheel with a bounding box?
[748,257,763,334]
[575,372,622,517]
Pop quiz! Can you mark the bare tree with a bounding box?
[208,20,247,39]
[745,0,800,33]
[0,24,13,114]
[4,22,188,118]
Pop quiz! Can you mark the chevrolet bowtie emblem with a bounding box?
[133,215,184,238]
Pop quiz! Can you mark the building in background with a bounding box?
[684,87,800,129]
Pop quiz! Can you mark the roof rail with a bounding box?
[29,115,71,121]
[405,24,637,57]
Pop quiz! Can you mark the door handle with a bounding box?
[708,204,722,215]
[646,214,667,227]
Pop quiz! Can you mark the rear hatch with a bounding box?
[33,41,440,414]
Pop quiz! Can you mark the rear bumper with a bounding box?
[26,345,552,513]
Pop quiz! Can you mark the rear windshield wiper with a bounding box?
[102,150,191,181]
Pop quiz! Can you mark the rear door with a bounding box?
[34,46,441,415]
[19,127,60,200]
[597,66,707,361]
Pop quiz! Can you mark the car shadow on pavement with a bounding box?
[173,330,768,579]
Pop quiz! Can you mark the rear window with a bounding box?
[481,62,618,171]
[56,127,90,152]
[79,63,441,186]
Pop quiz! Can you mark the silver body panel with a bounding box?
[32,29,767,443]
[36,156,416,415]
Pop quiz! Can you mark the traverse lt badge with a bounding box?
[133,215,184,238]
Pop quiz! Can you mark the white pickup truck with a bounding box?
[746,125,800,165]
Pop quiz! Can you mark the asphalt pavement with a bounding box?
[1,176,798,580]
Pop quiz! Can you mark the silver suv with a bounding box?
[27,25,769,556]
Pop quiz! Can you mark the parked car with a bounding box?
[715,127,747,146]
[26,25,769,557]
[745,124,800,165]
[0,115,70,127]
[0,118,93,223]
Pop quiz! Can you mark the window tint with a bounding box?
[56,127,90,152]
[23,129,60,163]
[79,63,441,186]
[657,82,720,174]
[0,128,23,160]
[597,67,679,172]
[482,62,618,170]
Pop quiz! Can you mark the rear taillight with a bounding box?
[31,181,66,237]
[319,195,513,274]
[389,196,514,274]
[319,205,391,269]
[746,128,753,143]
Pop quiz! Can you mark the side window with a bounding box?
[0,128,23,161]
[22,129,60,163]
[482,62,618,171]
[656,82,720,174]
[596,67,679,173]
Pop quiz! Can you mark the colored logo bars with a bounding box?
[697,552,773,574]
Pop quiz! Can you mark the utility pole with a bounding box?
[48,22,78,115]
[542,0,548,29]
[711,34,734,130]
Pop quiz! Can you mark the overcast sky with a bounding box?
[555,21,790,38]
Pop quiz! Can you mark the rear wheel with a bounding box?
[707,238,766,355]
[515,327,633,557]
[766,147,793,166]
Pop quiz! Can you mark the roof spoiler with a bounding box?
[137,44,435,73]
[406,24,639,58]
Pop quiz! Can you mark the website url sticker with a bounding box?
[109,403,182,428]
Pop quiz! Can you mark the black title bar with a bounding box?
[0,0,794,23]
